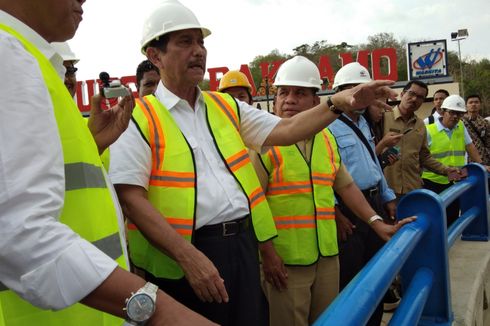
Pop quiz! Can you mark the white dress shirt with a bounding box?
[0,10,123,310]
[109,82,280,229]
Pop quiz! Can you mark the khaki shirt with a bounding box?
[383,106,448,195]
[250,138,353,192]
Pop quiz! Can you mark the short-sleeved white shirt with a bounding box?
[109,82,280,228]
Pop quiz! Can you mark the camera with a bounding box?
[99,72,130,99]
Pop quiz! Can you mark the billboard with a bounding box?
[407,40,448,80]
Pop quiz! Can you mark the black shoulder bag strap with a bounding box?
[338,115,377,163]
[428,115,435,124]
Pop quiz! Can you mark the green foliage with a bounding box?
[248,49,288,88]
[208,33,490,114]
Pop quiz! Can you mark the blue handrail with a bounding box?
[314,164,489,326]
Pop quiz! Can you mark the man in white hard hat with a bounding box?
[328,62,398,325]
[51,41,79,97]
[109,1,406,325]
[0,0,217,326]
[249,57,414,326]
[422,95,489,226]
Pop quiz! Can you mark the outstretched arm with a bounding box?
[265,80,397,146]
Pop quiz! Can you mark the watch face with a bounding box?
[126,293,156,322]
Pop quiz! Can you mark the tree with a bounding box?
[361,32,408,81]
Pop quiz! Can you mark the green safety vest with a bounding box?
[129,92,277,279]
[260,129,340,265]
[0,24,127,326]
[422,121,466,184]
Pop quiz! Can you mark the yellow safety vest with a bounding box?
[422,121,466,184]
[129,92,277,279]
[0,24,126,326]
[260,130,340,265]
[84,117,111,171]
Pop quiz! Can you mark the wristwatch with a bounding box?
[124,282,158,325]
[327,97,344,115]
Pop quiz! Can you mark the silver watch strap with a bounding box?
[142,282,158,295]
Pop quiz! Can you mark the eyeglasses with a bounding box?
[444,110,465,117]
[65,66,78,77]
[405,90,426,101]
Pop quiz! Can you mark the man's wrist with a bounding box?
[368,214,383,225]
[327,96,344,115]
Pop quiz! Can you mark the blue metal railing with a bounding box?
[314,164,489,326]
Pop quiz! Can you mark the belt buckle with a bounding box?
[222,221,238,237]
[369,187,378,197]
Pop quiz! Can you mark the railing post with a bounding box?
[460,163,490,241]
[397,190,453,325]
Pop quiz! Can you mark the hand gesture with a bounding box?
[87,90,134,154]
[334,80,398,112]
[381,132,403,148]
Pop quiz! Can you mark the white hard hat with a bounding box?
[51,42,79,63]
[273,56,322,90]
[332,62,371,90]
[441,95,467,113]
[140,0,211,54]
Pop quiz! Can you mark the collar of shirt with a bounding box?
[393,105,417,124]
[0,10,64,78]
[154,81,203,112]
[341,112,368,128]
[435,116,459,133]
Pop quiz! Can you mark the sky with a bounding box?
[69,0,490,82]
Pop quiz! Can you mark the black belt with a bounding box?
[195,215,250,237]
[361,186,379,198]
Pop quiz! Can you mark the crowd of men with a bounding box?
[1,0,489,326]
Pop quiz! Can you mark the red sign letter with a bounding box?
[371,48,398,81]
[208,67,229,91]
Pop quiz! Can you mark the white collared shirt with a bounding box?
[109,82,280,228]
[0,10,121,310]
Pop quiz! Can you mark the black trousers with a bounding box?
[337,193,386,326]
[422,178,460,227]
[145,223,268,326]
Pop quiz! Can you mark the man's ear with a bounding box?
[146,48,161,68]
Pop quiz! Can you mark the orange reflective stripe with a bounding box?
[128,219,193,236]
[317,207,336,220]
[249,187,266,209]
[127,222,138,230]
[166,218,193,236]
[312,172,335,186]
[273,215,316,229]
[267,181,312,195]
[150,170,195,188]
[138,98,166,171]
[268,147,283,183]
[322,130,337,174]
[205,91,239,131]
[226,149,251,172]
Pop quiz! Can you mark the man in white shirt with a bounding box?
[109,1,404,325]
[0,0,215,325]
